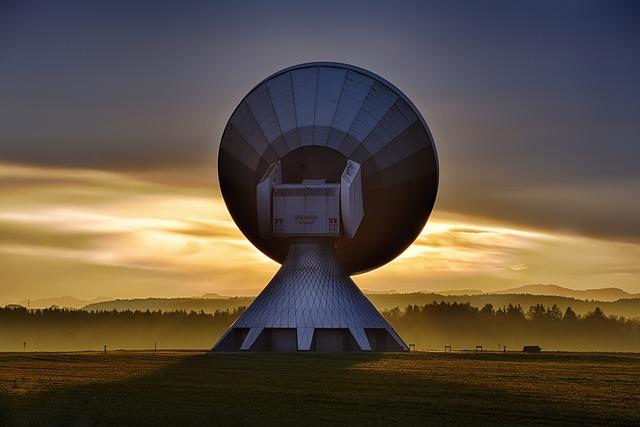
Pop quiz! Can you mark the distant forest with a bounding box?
[0,307,243,352]
[81,294,640,319]
[386,302,640,352]
[1,303,639,352]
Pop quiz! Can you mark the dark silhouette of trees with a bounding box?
[547,304,563,321]
[1,302,639,352]
[0,306,245,352]
[563,306,577,321]
[383,302,640,352]
[480,303,495,316]
[528,304,547,320]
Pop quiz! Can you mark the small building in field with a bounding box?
[522,345,542,353]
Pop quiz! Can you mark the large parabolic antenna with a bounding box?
[213,62,438,352]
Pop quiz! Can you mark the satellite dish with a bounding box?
[214,63,439,352]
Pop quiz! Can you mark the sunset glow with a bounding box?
[1,162,638,305]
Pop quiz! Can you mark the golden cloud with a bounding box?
[0,162,638,304]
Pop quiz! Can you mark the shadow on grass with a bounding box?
[0,394,10,426]
[1,351,638,426]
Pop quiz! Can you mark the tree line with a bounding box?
[0,306,245,352]
[1,302,639,352]
[384,302,640,352]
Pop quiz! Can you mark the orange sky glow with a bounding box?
[1,162,638,305]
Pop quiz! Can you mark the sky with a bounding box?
[0,0,639,303]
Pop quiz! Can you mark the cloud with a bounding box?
[1,1,638,244]
[362,213,640,293]
[0,162,639,305]
[437,179,640,242]
[0,163,277,303]
[165,219,240,239]
[0,221,113,251]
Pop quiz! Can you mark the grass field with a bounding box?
[0,351,639,426]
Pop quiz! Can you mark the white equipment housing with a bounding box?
[256,161,364,239]
[273,181,340,236]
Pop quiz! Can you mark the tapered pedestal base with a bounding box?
[212,242,407,352]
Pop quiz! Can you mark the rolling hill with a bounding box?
[83,297,255,313]
[18,296,111,309]
[495,284,639,302]
[81,292,640,319]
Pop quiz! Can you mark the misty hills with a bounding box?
[17,293,230,310]
[81,291,640,320]
[494,284,639,302]
[364,293,640,319]
[14,285,640,319]
[371,284,640,302]
[83,297,255,313]
[27,285,638,311]
[19,296,111,309]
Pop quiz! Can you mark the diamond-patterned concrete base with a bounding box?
[212,241,407,352]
